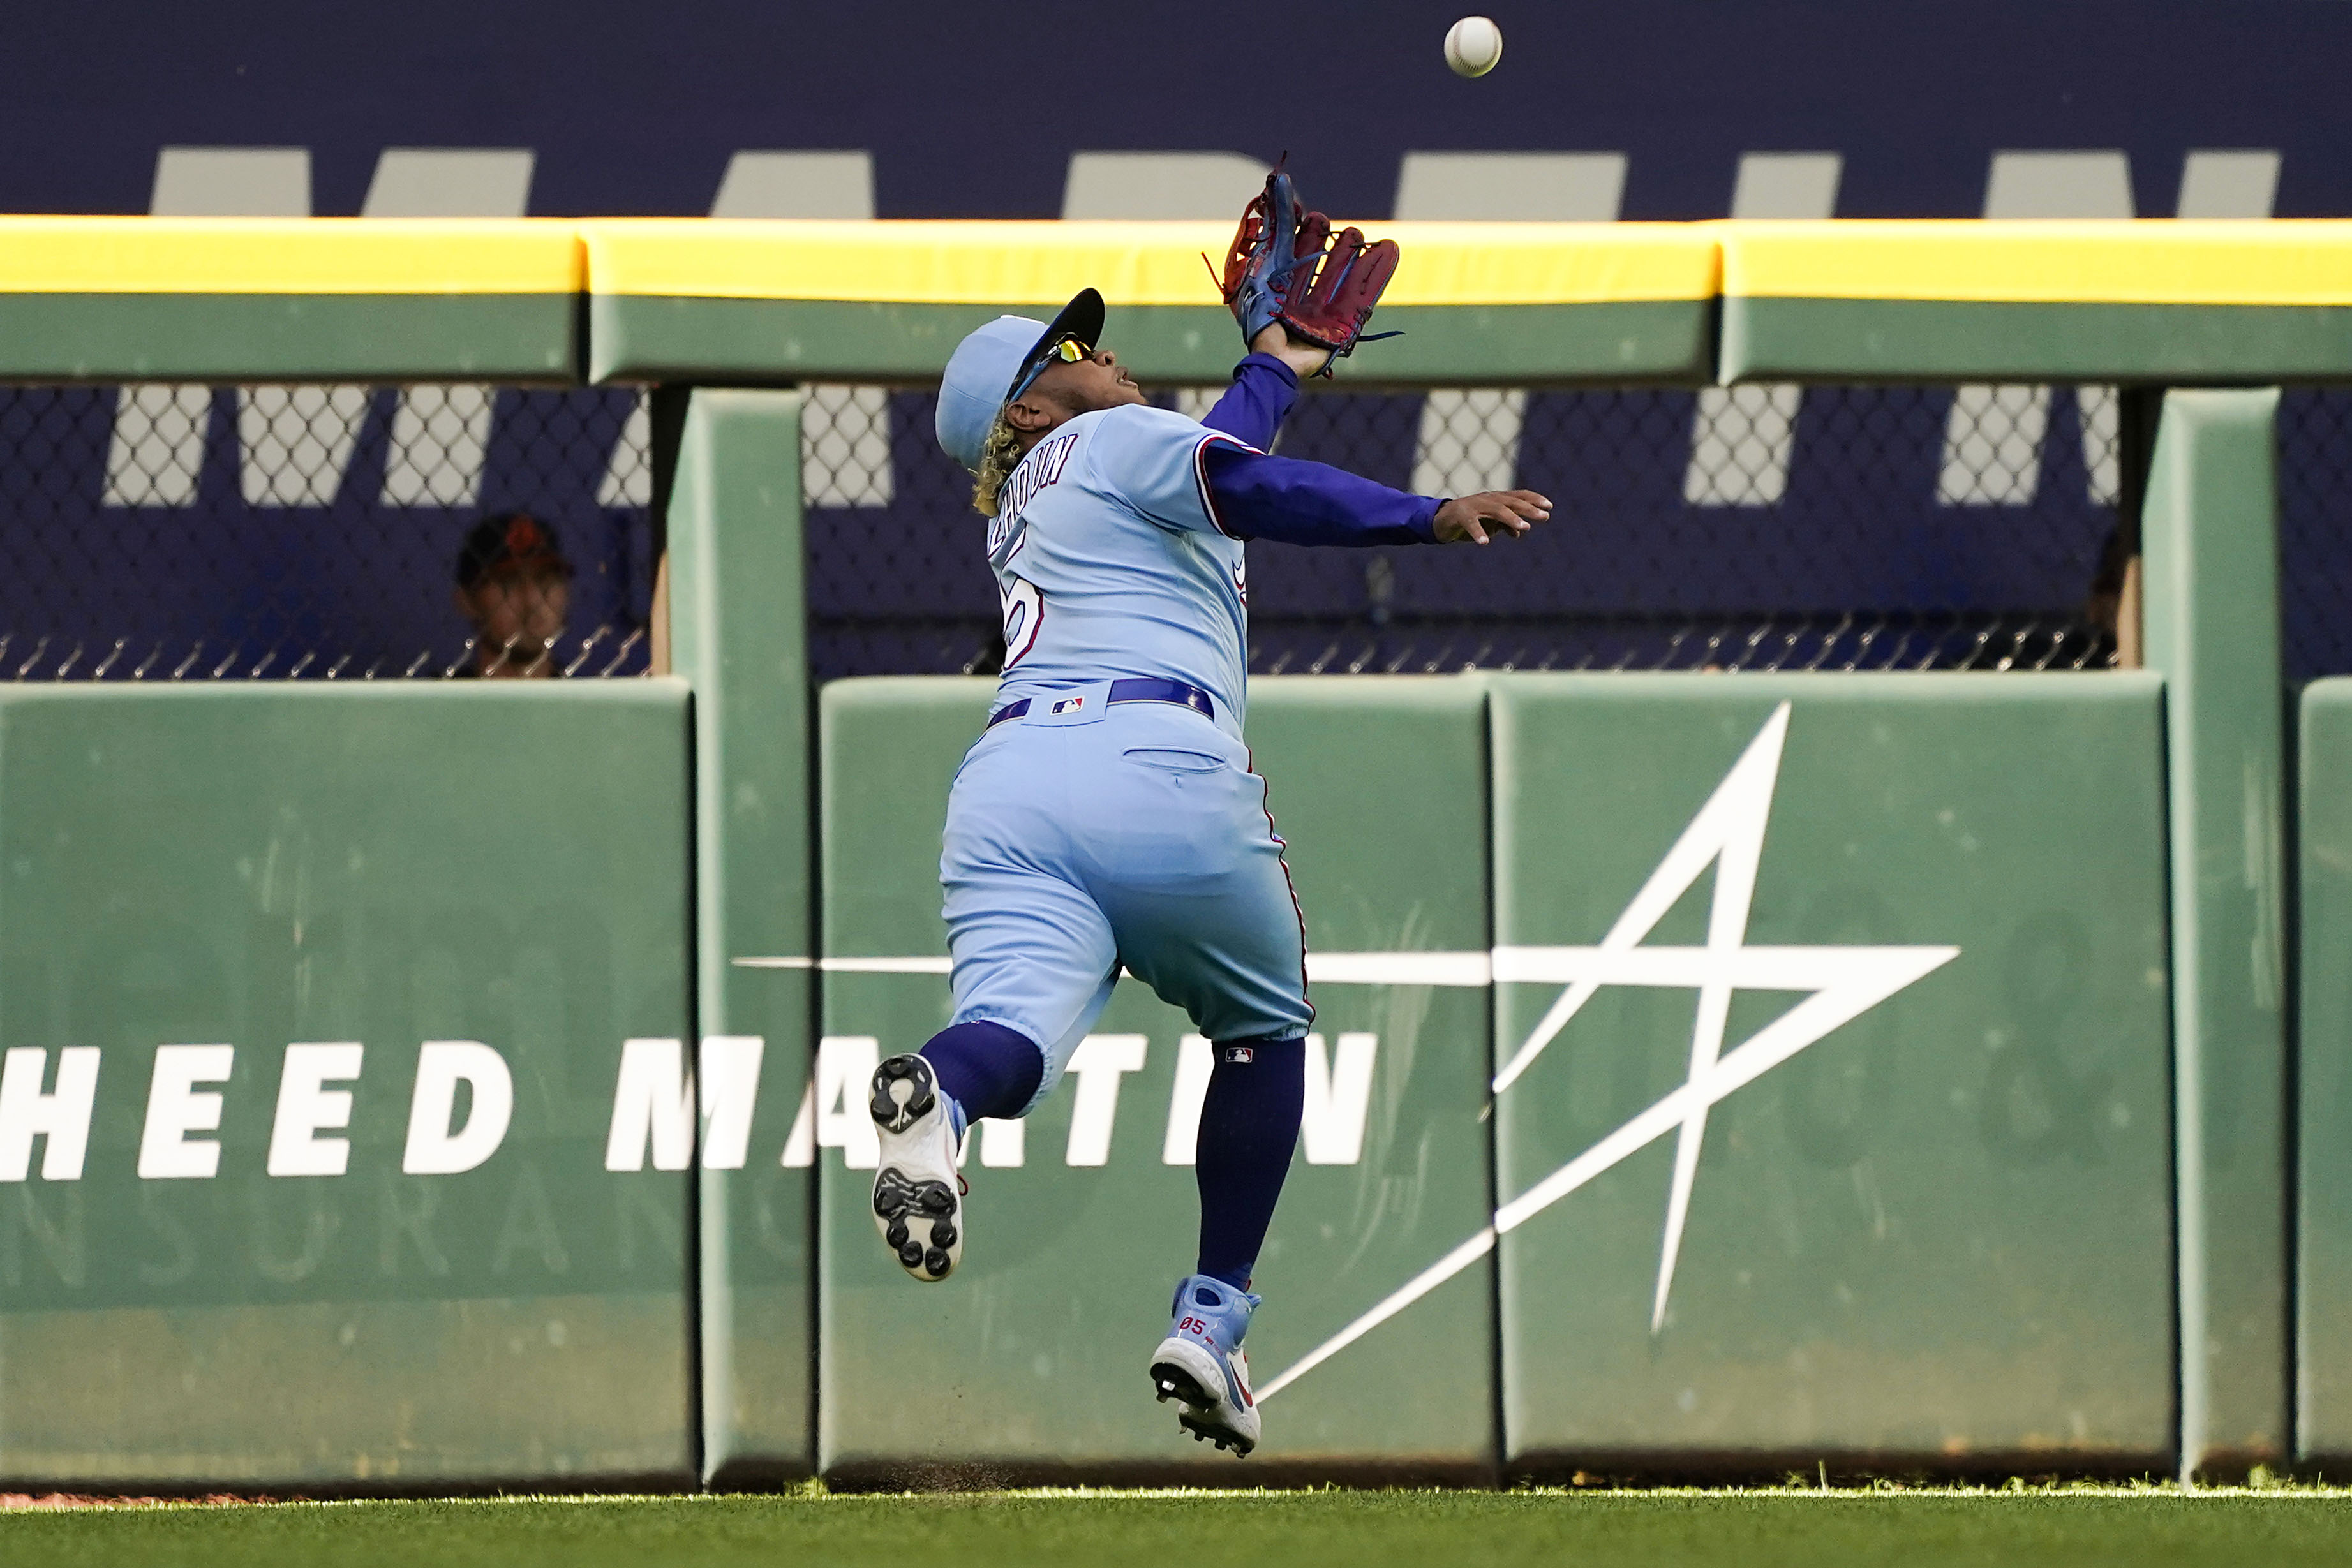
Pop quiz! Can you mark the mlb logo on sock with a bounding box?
[1051,695,1085,716]
[1221,1046,1253,1064]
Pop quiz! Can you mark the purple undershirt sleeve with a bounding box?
[1196,354,1299,450]
[1199,443,1443,547]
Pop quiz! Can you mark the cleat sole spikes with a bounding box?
[1176,1410,1252,1455]
[868,1053,937,1134]
[873,1169,962,1281]
[868,1054,963,1283]
[1148,1359,1216,1410]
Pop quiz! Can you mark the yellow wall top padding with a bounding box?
[581,219,1722,307]
[0,219,585,295]
[1722,219,2352,306]
[13,216,2350,311]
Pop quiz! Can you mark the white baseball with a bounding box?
[1445,15,1503,77]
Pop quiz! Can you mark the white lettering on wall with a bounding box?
[1161,1035,1214,1166]
[979,1117,1025,1167]
[605,1037,694,1172]
[781,1083,815,1167]
[697,1035,765,1171]
[0,1047,101,1181]
[268,1043,365,1177]
[1301,1032,1378,1165]
[403,1040,514,1175]
[1065,1034,1147,1167]
[781,1036,883,1169]
[138,1045,235,1180]
[89,1028,1381,1181]
[1158,1033,1378,1166]
[815,1036,880,1169]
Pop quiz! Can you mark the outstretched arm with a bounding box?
[1201,443,1551,547]
[1198,354,1301,450]
[1196,323,1337,448]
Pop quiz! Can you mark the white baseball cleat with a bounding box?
[1150,1273,1263,1455]
[868,1053,964,1282]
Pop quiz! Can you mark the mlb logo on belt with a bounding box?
[1051,695,1086,716]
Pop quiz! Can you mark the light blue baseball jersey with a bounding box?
[985,405,1256,738]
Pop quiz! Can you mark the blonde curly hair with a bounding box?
[971,413,1025,519]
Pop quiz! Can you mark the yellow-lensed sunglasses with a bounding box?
[1010,334,1096,401]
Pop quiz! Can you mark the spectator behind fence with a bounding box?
[452,512,573,678]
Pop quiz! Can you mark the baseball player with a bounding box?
[865,173,1551,1455]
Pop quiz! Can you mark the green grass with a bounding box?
[6,1488,2352,1568]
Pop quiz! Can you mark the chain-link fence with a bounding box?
[0,385,655,679]
[2281,390,2352,685]
[6,378,2347,684]
[803,381,2134,679]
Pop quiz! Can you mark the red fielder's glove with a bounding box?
[1214,169,1401,368]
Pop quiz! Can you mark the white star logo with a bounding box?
[1258,702,1960,1402]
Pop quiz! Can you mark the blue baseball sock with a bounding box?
[1193,1034,1306,1292]
[918,1020,1045,1135]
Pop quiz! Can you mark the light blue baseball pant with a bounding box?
[939,688,1314,1114]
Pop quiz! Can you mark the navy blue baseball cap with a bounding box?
[455,511,570,589]
[935,288,1106,473]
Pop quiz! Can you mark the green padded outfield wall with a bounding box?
[583,221,1719,387]
[662,388,819,1486]
[2140,389,2289,1477]
[815,676,1496,1483]
[0,683,694,1488]
[2300,681,2352,1463]
[1487,674,2175,1474]
[1717,225,2352,383]
[0,221,583,384]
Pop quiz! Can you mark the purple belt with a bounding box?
[986,677,1216,730]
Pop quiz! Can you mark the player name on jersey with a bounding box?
[992,429,1080,540]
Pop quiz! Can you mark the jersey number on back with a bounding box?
[1000,577,1043,667]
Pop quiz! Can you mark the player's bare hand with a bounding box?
[1249,322,1335,380]
[1433,490,1551,544]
